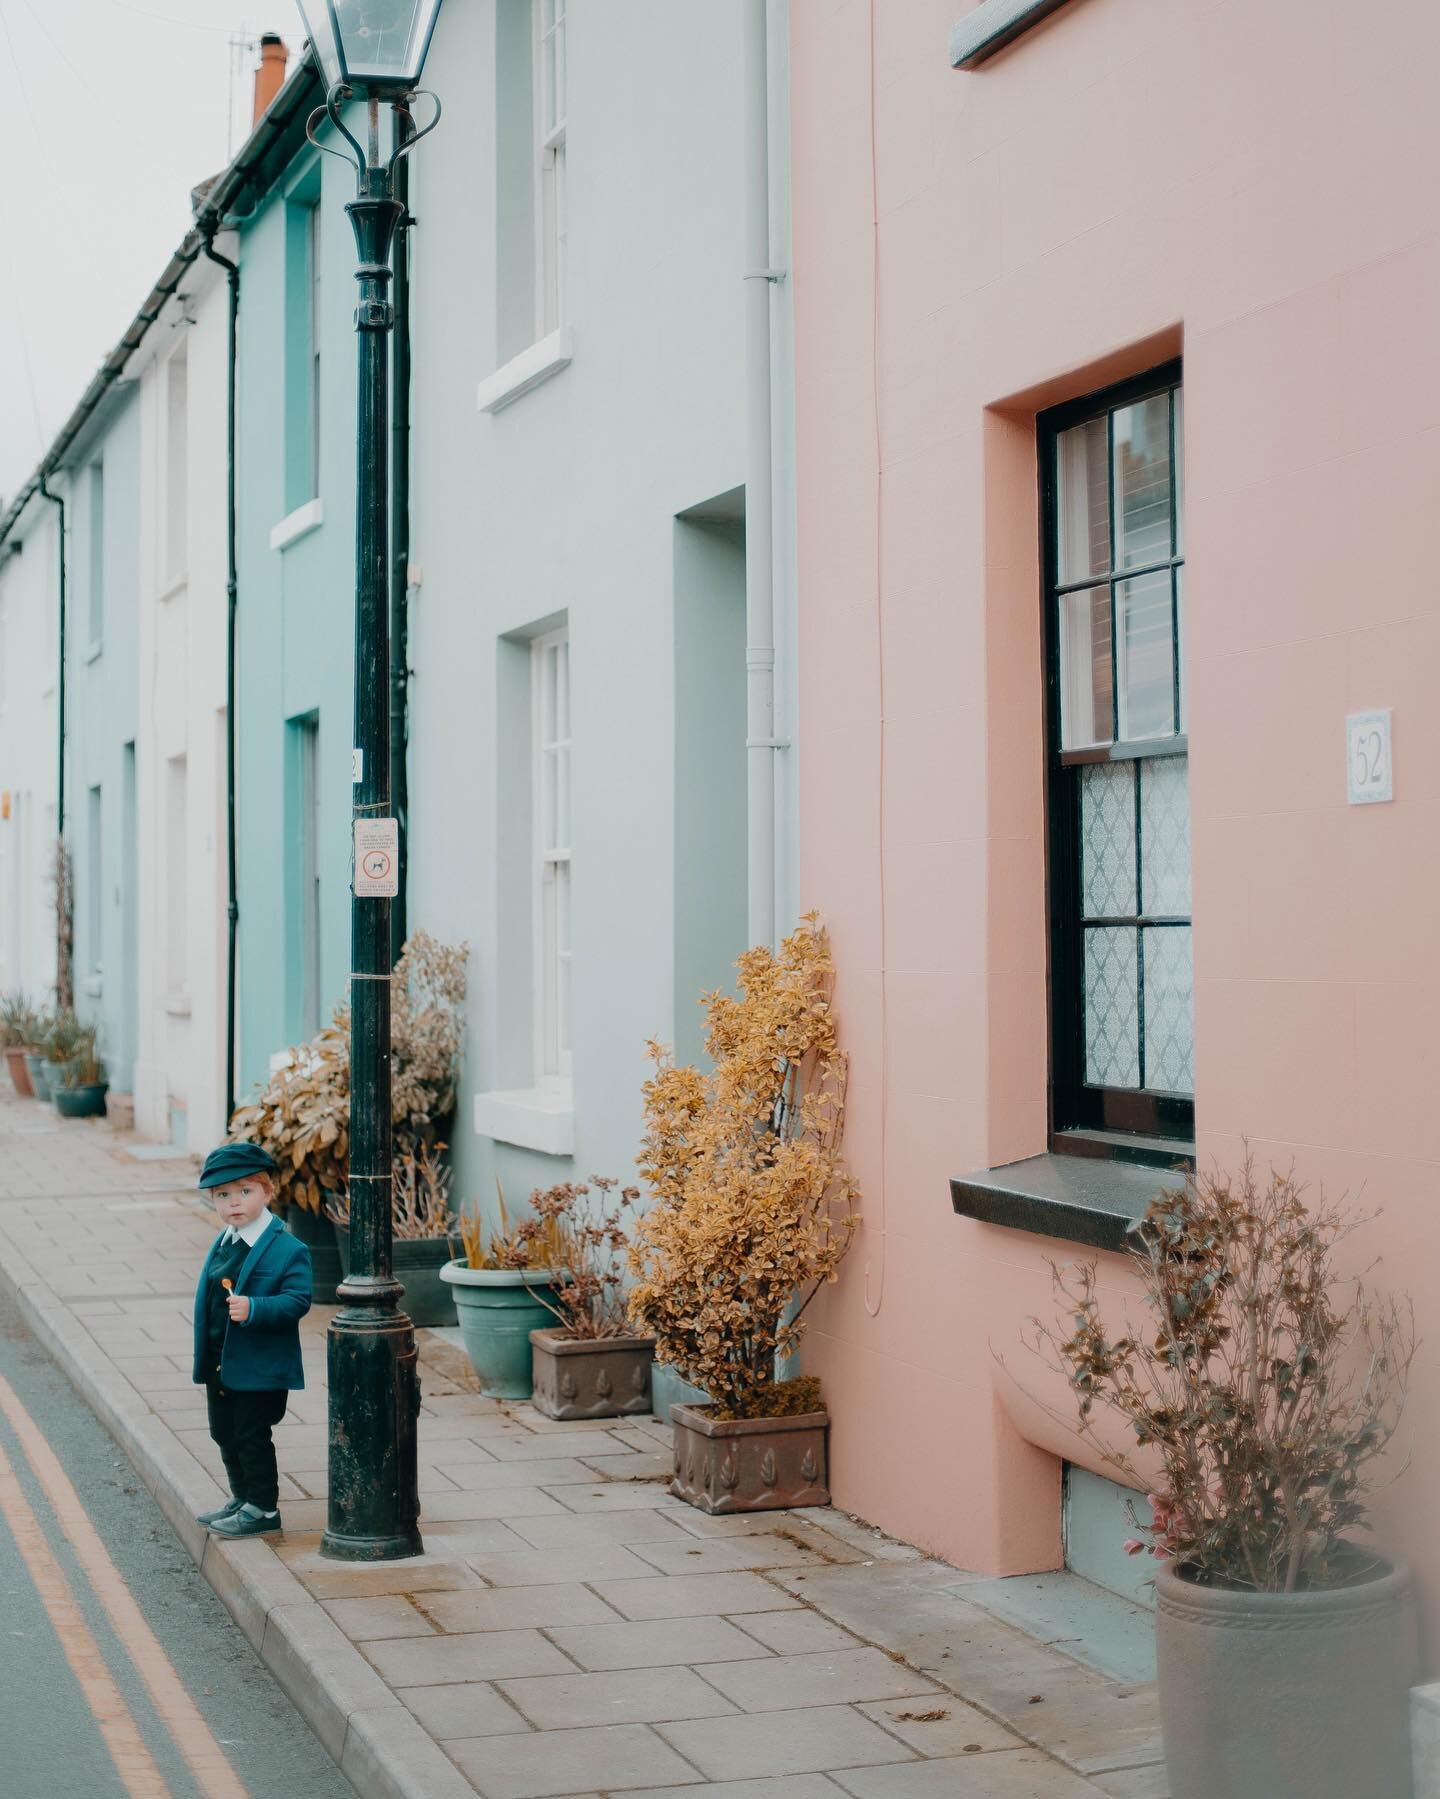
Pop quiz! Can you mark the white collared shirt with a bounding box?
[220,1209,273,1250]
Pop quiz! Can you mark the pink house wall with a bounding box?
[791,0,1440,1661]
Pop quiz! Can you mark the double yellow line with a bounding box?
[0,1371,247,1799]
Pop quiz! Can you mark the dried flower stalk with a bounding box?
[523,1178,640,1339]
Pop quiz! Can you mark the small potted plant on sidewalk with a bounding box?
[54,1024,108,1118]
[1037,1159,1417,1799]
[39,1009,84,1106]
[21,1007,56,1101]
[328,1143,457,1328]
[629,915,859,1513]
[1,996,39,1097]
[527,1178,655,1419]
[441,1194,565,1399]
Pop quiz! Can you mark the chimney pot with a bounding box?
[252,32,290,127]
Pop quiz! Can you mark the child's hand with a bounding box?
[227,1294,251,1323]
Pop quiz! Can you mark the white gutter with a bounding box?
[743,0,783,950]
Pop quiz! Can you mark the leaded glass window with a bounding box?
[1044,366,1192,1148]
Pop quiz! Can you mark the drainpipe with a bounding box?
[37,472,69,1007]
[201,222,241,1124]
[743,0,781,951]
[389,111,414,968]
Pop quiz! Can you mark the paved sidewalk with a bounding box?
[0,1088,1167,1799]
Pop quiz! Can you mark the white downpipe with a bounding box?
[743,0,779,951]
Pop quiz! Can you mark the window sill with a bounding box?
[473,1084,574,1156]
[269,498,324,552]
[949,0,1081,67]
[950,1151,1189,1253]
[83,640,102,665]
[82,973,102,998]
[476,328,573,415]
[163,990,192,1019]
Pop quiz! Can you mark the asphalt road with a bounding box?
[0,1283,356,1799]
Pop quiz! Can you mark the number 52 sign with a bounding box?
[1347,709,1393,806]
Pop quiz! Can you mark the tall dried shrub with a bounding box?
[230,932,468,1213]
[1032,1158,1414,1592]
[627,914,858,1419]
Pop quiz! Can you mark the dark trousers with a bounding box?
[205,1377,288,1510]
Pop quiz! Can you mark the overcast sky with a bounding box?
[0,1,308,504]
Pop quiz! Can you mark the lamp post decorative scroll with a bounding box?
[294,0,443,1563]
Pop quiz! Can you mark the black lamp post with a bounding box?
[295,0,443,1562]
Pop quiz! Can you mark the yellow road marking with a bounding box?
[0,1432,170,1798]
[0,1372,249,1799]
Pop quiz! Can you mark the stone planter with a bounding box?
[24,1054,51,1101]
[440,1262,560,1399]
[5,1046,34,1097]
[530,1328,655,1420]
[671,1402,829,1514]
[1155,1553,1418,1799]
[283,1200,343,1305]
[651,1361,710,1426]
[54,1082,108,1119]
[333,1222,457,1329]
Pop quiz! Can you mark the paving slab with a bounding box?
[422,1583,626,1634]
[697,1649,941,1714]
[545,1616,772,1670]
[363,1628,576,1687]
[656,1705,918,1781]
[446,1724,702,1799]
[497,1665,740,1728]
[830,1752,1104,1798]
[592,1572,804,1620]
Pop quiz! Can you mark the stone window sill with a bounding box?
[82,973,102,998]
[476,328,573,415]
[83,640,102,665]
[473,1084,574,1156]
[950,0,1082,68]
[163,989,192,1019]
[950,1150,1191,1253]
[269,497,324,553]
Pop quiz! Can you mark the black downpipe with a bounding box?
[202,225,241,1124]
[389,116,414,968]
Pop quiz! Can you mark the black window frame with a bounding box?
[1040,359,1194,1164]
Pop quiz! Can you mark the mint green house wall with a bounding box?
[233,139,357,1099]
[62,389,142,1094]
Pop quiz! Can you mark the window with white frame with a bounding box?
[88,461,104,647]
[164,347,188,585]
[309,199,323,499]
[87,785,102,977]
[165,753,188,995]
[533,627,571,1084]
[535,0,567,334]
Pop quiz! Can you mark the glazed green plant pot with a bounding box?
[54,1082,108,1119]
[440,1261,560,1399]
[333,1222,458,1328]
[24,1055,51,1101]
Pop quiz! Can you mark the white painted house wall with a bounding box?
[132,251,233,1153]
[407,1,798,1212]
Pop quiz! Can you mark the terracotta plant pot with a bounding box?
[284,1200,343,1304]
[54,1082,108,1118]
[440,1262,560,1399]
[670,1402,829,1514]
[5,1046,34,1098]
[530,1328,655,1420]
[333,1221,457,1328]
[1154,1553,1417,1799]
[24,1054,51,1101]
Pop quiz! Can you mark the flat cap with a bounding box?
[199,1141,280,1190]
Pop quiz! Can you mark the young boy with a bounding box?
[191,1142,313,1537]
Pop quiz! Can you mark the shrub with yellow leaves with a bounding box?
[627,914,859,1420]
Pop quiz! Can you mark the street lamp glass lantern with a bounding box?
[295,0,443,98]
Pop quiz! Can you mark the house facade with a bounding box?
[790,0,1440,1662]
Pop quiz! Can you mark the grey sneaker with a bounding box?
[208,1503,282,1538]
[196,1496,245,1526]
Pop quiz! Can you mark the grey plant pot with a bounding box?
[24,1054,51,1101]
[671,1402,829,1514]
[530,1328,656,1421]
[650,1360,711,1426]
[1154,1553,1418,1799]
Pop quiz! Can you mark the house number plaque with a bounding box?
[1346,709,1393,805]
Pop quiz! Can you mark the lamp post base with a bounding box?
[321,1297,424,1561]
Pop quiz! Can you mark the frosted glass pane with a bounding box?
[1113,394,1172,569]
[1173,388,1185,553]
[1080,762,1137,917]
[1139,755,1190,915]
[1057,417,1110,583]
[1059,587,1113,750]
[1117,570,1175,742]
[1143,925,1194,1095]
[1085,926,1140,1088]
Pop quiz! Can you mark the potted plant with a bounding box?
[628,915,859,1513]
[229,931,469,1304]
[1037,1160,1417,1799]
[327,1143,457,1328]
[526,1178,655,1420]
[1,996,39,1098]
[440,1193,565,1399]
[39,1009,84,1105]
[54,1024,107,1118]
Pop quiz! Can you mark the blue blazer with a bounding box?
[192,1214,313,1390]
